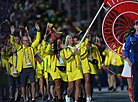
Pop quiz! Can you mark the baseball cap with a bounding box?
[135,20,138,24]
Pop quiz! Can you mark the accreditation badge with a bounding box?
[59,58,64,65]
[25,59,32,66]
[88,58,93,62]
[88,55,93,62]
[13,67,17,75]
[113,58,116,63]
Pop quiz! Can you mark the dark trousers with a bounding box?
[20,68,35,87]
[132,63,138,101]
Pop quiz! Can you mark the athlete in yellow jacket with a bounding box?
[10,30,41,72]
[107,50,123,66]
[102,47,110,66]
[1,45,12,72]
[46,37,67,101]
[8,47,20,101]
[63,35,83,102]
[35,34,52,100]
[36,42,48,79]
[10,24,41,102]
[81,44,102,74]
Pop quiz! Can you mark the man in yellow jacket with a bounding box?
[10,24,41,102]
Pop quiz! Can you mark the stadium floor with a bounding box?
[0,86,130,102]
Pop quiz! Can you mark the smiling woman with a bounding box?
[63,35,83,102]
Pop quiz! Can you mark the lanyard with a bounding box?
[112,52,115,58]
[88,44,93,58]
[108,50,109,57]
[43,59,44,71]
[88,44,93,54]
[90,44,93,54]
[24,49,29,59]
[58,51,61,57]
[12,54,17,68]
[69,48,75,59]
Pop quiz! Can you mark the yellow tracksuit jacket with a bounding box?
[107,50,123,66]
[63,45,81,72]
[8,55,19,77]
[81,44,102,69]
[10,31,41,72]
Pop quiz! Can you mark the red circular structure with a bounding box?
[102,1,138,55]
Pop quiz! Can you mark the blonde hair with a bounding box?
[65,35,70,47]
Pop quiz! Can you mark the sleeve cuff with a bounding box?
[125,56,129,59]
[125,53,129,58]
[65,47,68,50]
[102,52,105,55]
[71,53,74,56]
[37,30,40,32]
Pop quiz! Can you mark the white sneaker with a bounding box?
[86,97,91,102]
[65,95,70,102]
[47,96,51,101]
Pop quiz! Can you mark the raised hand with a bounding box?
[10,25,15,34]
[1,45,6,52]
[87,28,90,33]
[44,34,47,40]
[50,38,54,43]
[28,35,32,43]
[74,48,78,54]
[60,41,64,49]
[35,23,40,31]
[51,43,54,48]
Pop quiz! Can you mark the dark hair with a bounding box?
[124,26,136,41]
[14,30,20,36]
[74,35,79,39]
[15,35,21,39]
[54,37,62,60]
